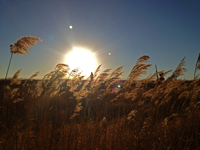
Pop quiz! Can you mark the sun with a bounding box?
[65,47,98,77]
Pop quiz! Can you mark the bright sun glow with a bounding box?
[65,47,97,77]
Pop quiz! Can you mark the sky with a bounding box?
[0,0,200,80]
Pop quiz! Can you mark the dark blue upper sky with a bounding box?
[0,0,200,79]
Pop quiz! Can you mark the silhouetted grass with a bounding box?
[0,55,200,149]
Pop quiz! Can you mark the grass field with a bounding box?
[0,55,200,150]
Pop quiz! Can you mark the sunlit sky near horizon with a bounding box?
[0,0,200,80]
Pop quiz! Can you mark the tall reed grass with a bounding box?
[0,54,200,149]
[5,36,42,82]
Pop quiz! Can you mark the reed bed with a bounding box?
[0,54,200,150]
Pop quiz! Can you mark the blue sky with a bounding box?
[0,0,200,79]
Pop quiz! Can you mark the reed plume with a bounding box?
[194,52,200,80]
[10,36,42,55]
[127,110,138,120]
[124,55,151,88]
[93,64,102,79]
[94,69,110,84]
[30,71,39,80]
[164,57,187,85]
[70,102,83,119]
[10,69,22,85]
[55,63,70,75]
[171,56,187,78]
[55,63,69,70]
[69,68,79,79]
[109,66,123,79]
[129,55,151,81]
[105,66,124,92]
[5,36,42,82]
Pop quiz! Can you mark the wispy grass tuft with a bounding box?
[194,52,200,80]
[10,69,22,85]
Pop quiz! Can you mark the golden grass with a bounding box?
[194,52,200,80]
[10,36,42,55]
[0,54,200,149]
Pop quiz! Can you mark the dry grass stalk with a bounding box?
[5,36,42,82]
[10,88,19,99]
[129,64,152,81]
[171,56,187,79]
[95,71,110,85]
[103,68,112,73]
[55,63,69,70]
[163,57,187,86]
[124,55,151,88]
[129,55,151,80]
[30,71,39,80]
[162,70,173,78]
[93,64,102,79]
[33,80,43,98]
[137,55,150,63]
[127,110,138,120]
[194,52,200,80]
[43,71,55,80]
[15,79,22,85]
[69,68,79,78]
[109,66,123,79]
[10,69,22,85]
